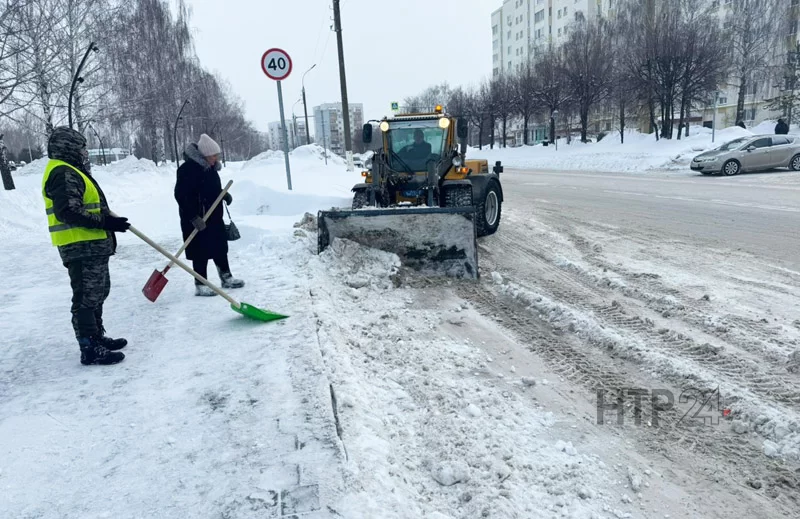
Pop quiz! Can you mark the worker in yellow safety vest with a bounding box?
[42,127,131,365]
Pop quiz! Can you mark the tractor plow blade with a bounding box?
[318,207,479,279]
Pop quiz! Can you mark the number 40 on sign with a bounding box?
[261,48,292,81]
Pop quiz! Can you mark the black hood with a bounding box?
[183,143,221,172]
[48,127,90,172]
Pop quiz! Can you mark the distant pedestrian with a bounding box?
[43,127,130,366]
[174,134,244,296]
[775,118,789,135]
[736,120,747,129]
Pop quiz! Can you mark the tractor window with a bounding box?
[386,120,447,172]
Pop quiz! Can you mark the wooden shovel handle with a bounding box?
[111,211,240,307]
[170,179,233,266]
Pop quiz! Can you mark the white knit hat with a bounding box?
[197,134,221,157]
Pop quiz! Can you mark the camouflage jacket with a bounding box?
[44,164,115,264]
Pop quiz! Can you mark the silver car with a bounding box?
[690,135,800,176]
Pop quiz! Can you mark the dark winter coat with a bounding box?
[174,144,228,261]
[44,135,115,264]
[775,120,790,135]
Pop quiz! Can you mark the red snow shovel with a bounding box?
[142,180,233,302]
[116,212,288,323]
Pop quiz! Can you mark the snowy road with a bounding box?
[505,168,800,271]
[459,166,800,517]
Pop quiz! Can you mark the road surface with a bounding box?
[455,167,800,518]
[503,168,800,271]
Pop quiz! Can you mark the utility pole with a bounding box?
[302,64,316,145]
[333,0,354,171]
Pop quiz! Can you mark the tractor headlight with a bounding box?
[439,117,451,129]
[380,121,389,132]
[452,156,463,167]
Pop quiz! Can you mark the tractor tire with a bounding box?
[352,191,368,209]
[443,186,473,208]
[476,181,501,237]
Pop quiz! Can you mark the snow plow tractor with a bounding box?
[318,106,503,278]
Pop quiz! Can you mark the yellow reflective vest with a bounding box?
[42,159,108,247]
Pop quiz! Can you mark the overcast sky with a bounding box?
[185,0,496,133]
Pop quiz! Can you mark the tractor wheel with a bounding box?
[352,191,368,209]
[443,186,473,208]
[476,181,502,237]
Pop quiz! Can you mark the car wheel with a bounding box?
[722,160,740,176]
[791,154,800,172]
[476,182,501,237]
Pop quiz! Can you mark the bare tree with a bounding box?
[727,0,782,125]
[561,13,614,142]
[531,47,570,144]
[512,61,537,145]
[491,74,513,147]
[0,0,31,118]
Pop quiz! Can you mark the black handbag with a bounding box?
[223,202,241,241]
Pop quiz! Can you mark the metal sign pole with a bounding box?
[277,80,292,190]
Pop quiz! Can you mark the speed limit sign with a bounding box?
[261,48,292,80]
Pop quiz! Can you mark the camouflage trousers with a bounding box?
[65,257,111,339]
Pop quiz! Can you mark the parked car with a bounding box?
[7,161,17,171]
[691,135,800,176]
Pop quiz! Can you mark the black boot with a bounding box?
[78,337,125,366]
[97,329,127,351]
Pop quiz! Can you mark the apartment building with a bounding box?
[492,0,800,142]
[313,103,364,156]
[267,121,295,151]
[491,0,610,77]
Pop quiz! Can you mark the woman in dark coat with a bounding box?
[174,134,244,296]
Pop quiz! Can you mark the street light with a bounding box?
[86,122,106,166]
[552,110,559,151]
[302,64,317,145]
[292,98,303,149]
[711,91,719,143]
[174,99,190,166]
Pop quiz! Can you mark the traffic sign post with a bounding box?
[262,48,294,190]
[391,102,399,112]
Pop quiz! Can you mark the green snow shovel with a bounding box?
[116,212,288,322]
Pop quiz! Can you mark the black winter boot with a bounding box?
[78,337,125,366]
[97,328,127,351]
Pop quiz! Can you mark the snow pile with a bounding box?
[470,123,786,173]
[304,237,633,517]
[99,154,160,175]
[11,157,49,176]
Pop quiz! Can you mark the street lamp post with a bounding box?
[292,98,302,149]
[174,99,190,166]
[302,64,316,145]
[712,91,719,144]
[86,122,106,166]
[552,110,559,151]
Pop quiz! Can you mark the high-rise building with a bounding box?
[313,103,364,156]
[491,0,610,77]
[268,121,295,151]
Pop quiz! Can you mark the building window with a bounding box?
[492,25,498,35]
[534,9,544,23]
[558,27,562,36]
[508,61,512,69]
[558,9,562,19]
[508,46,512,54]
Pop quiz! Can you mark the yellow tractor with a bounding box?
[318,106,503,278]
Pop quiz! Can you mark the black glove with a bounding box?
[191,216,207,232]
[103,215,130,233]
[223,192,233,205]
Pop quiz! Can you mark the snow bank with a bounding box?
[471,123,790,173]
